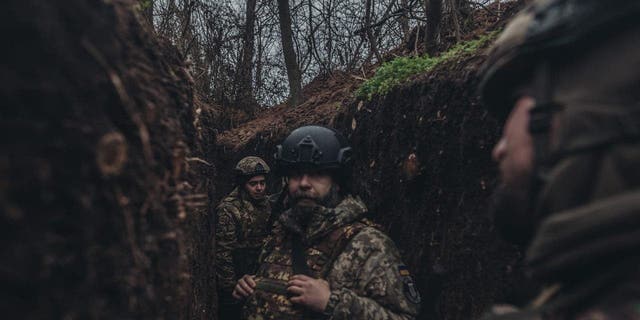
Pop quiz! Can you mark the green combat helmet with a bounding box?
[479,0,640,120]
[234,156,270,183]
[478,0,640,244]
[274,125,353,194]
[273,125,352,173]
[479,0,640,169]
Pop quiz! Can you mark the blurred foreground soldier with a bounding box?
[232,125,420,319]
[479,0,640,319]
[216,156,272,319]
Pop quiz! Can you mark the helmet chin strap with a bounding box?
[527,60,563,228]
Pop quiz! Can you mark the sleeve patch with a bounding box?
[398,265,411,276]
[398,265,421,304]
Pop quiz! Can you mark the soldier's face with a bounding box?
[287,171,337,206]
[492,96,535,189]
[244,175,266,200]
[489,96,536,244]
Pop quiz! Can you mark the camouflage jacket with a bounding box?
[215,187,272,293]
[242,195,421,320]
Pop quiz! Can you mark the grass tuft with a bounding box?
[356,31,499,100]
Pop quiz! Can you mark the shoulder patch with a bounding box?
[398,265,411,276]
[398,265,421,304]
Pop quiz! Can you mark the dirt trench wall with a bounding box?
[214,57,529,319]
[1,1,217,318]
[334,56,529,319]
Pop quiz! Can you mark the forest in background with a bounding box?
[142,0,512,110]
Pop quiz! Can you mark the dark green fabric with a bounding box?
[522,142,640,317]
[528,190,640,278]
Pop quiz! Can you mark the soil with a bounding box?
[216,70,366,150]
[1,1,217,318]
[334,53,533,319]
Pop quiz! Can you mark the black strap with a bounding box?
[529,60,561,168]
[291,234,312,276]
[528,61,562,218]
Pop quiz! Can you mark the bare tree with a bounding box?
[277,0,302,107]
[141,0,154,27]
[365,0,382,63]
[400,0,410,42]
[425,0,443,55]
[148,0,484,108]
[234,0,259,113]
[448,0,462,42]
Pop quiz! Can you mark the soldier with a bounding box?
[216,156,273,319]
[479,0,640,319]
[232,125,421,319]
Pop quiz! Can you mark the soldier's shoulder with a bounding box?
[217,193,243,208]
[349,225,398,253]
[216,200,243,218]
[352,224,386,238]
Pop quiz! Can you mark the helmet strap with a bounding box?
[527,61,562,219]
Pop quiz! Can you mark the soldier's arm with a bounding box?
[325,229,420,320]
[215,205,240,293]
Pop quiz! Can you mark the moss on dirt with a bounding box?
[356,31,499,101]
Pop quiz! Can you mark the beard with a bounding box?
[288,185,343,228]
[289,184,342,209]
[488,182,537,247]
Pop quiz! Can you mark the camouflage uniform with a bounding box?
[216,187,272,296]
[242,195,421,320]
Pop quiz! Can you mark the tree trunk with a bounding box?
[400,0,410,42]
[365,0,382,63]
[234,0,258,112]
[255,26,264,99]
[424,0,442,55]
[449,0,461,42]
[277,0,302,107]
[142,0,154,27]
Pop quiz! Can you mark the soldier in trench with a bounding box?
[232,125,421,319]
[479,0,640,319]
[215,156,273,319]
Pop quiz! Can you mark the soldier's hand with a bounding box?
[287,274,330,312]
[232,274,256,300]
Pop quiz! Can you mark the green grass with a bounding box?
[356,31,499,101]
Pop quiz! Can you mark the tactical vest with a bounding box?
[224,194,270,278]
[242,221,370,320]
[227,205,269,278]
